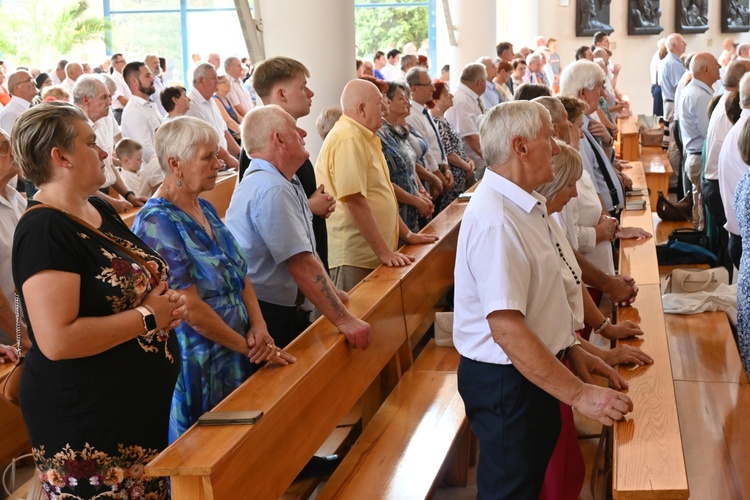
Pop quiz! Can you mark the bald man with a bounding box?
[62,62,83,92]
[678,52,720,230]
[315,80,437,291]
[0,70,36,133]
[479,56,501,110]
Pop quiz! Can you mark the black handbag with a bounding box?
[668,228,709,249]
[656,191,691,221]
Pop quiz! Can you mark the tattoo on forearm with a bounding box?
[316,273,344,315]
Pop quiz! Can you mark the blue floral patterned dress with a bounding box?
[133,197,255,443]
[735,169,750,375]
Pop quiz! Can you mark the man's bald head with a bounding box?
[341,79,383,132]
[690,52,720,86]
[65,62,83,81]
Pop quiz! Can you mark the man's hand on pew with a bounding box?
[616,226,652,240]
[600,319,645,340]
[601,344,653,367]
[603,274,639,307]
[617,171,633,190]
[568,347,634,426]
[336,317,373,350]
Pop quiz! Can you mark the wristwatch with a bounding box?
[135,306,157,334]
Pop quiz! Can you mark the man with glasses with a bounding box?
[110,53,131,124]
[405,67,452,195]
[0,70,37,133]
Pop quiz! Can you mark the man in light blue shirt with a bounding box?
[659,33,688,121]
[225,105,371,349]
[678,52,720,230]
[479,57,501,110]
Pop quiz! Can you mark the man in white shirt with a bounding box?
[381,49,402,81]
[704,60,750,274]
[144,54,167,117]
[62,62,83,92]
[719,72,750,268]
[120,61,163,167]
[454,100,631,499]
[0,70,37,133]
[478,56,501,111]
[110,53,131,124]
[51,59,67,85]
[186,62,240,169]
[445,63,488,179]
[405,67,452,195]
[224,55,254,120]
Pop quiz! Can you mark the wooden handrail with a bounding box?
[145,194,466,500]
[614,161,689,499]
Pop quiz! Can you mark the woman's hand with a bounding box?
[0,344,19,363]
[601,344,653,367]
[308,184,336,218]
[616,226,652,240]
[594,215,619,243]
[110,198,134,213]
[413,195,434,218]
[141,281,187,331]
[601,320,644,340]
[246,328,297,366]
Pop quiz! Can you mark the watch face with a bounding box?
[144,314,157,331]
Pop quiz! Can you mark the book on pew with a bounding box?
[197,410,263,425]
[625,199,646,211]
[626,188,644,197]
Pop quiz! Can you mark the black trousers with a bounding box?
[458,356,560,499]
[651,83,664,117]
[702,178,733,277]
[257,300,311,349]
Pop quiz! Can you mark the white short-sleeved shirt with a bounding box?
[227,75,254,114]
[570,170,615,275]
[453,169,576,364]
[445,82,485,172]
[406,101,442,172]
[550,217,585,331]
[120,95,163,165]
[111,71,132,111]
[0,96,31,133]
[0,184,26,312]
[705,92,732,180]
[186,88,228,150]
[719,109,750,235]
[92,114,121,189]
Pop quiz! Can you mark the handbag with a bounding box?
[656,191,691,221]
[1,292,25,406]
[669,228,709,249]
[656,240,718,267]
[434,312,454,347]
[666,267,730,294]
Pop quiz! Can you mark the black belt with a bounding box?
[687,152,701,156]
[665,99,674,103]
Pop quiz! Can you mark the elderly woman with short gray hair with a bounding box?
[132,116,295,442]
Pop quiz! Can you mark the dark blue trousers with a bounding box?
[457,356,561,500]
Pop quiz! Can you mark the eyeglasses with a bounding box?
[413,82,434,87]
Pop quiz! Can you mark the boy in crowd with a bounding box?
[116,138,163,197]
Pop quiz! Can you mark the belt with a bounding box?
[665,99,674,103]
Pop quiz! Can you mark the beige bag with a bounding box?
[666,267,729,294]
[434,312,454,347]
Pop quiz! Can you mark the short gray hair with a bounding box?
[405,66,429,87]
[526,52,542,66]
[740,72,750,108]
[532,96,566,125]
[154,116,220,175]
[224,55,240,72]
[315,106,342,140]
[192,62,216,85]
[480,101,549,167]
[460,63,486,84]
[99,74,117,94]
[72,75,104,104]
[241,104,292,155]
[559,60,605,96]
[536,140,583,201]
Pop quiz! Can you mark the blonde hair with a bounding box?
[41,85,71,102]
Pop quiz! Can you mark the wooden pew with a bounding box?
[617,116,639,162]
[120,170,238,228]
[614,161,689,498]
[145,197,466,500]
[640,146,673,212]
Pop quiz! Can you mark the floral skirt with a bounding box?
[32,443,168,499]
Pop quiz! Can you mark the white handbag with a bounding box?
[434,312,454,347]
[666,267,729,294]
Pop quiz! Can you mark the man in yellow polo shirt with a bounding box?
[316,79,437,291]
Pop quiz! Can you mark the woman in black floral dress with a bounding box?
[11,102,186,499]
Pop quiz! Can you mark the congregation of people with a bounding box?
[0,24,746,500]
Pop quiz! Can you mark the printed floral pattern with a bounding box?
[33,443,167,499]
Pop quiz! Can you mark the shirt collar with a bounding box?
[189,88,210,105]
[131,95,150,106]
[410,100,426,113]
[249,157,300,185]
[689,78,713,95]
[340,114,378,140]
[457,82,479,99]
[483,168,547,214]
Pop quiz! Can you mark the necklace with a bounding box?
[555,242,580,285]
[160,186,210,232]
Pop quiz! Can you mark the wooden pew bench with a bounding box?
[145,196,467,500]
[664,310,750,499]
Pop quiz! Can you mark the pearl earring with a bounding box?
[177,181,182,187]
